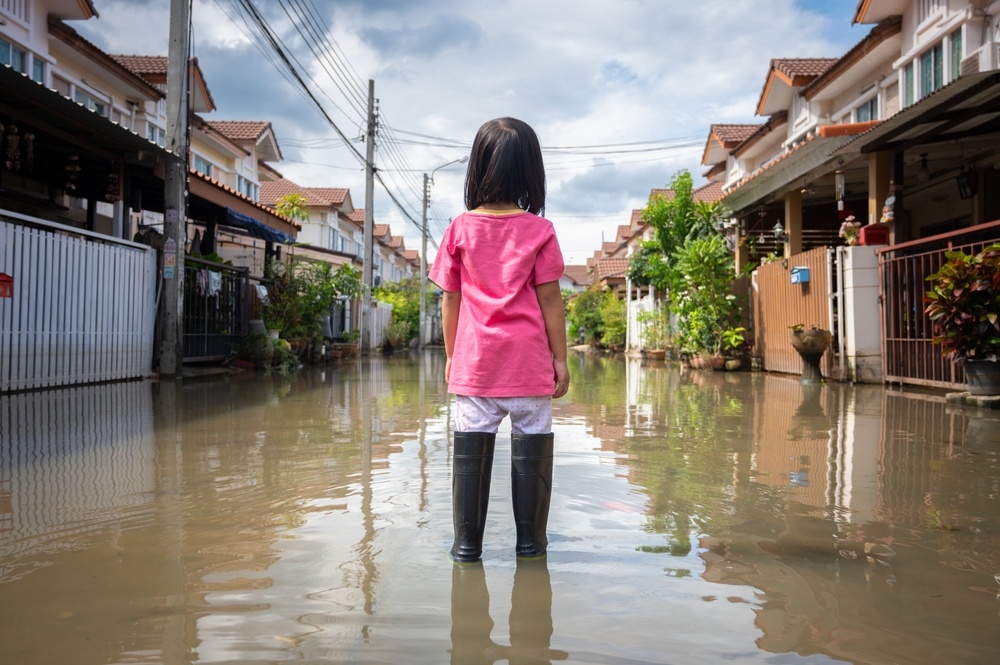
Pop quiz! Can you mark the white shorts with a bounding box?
[455,395,552,435]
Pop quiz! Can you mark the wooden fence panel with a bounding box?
[0,215,157,393]
[753,247,836,378]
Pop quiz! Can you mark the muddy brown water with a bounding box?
[1,352,999,664]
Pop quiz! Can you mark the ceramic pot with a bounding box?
[964,359,1000,396]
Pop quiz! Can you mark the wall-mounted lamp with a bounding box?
[918,153,930,182]
[773,221,787,242]
[956,169,978,199]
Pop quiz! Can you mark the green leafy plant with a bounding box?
[720,326,747,356]
[924,243,1000,361]
[567,285,609,346]
[599,293,627,349]
[637,305,669,350]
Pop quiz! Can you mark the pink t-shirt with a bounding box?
[429,210,565,397]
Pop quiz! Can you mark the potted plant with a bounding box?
[839,216,861,246]
[789,324,832,384]
[637,306,669,360]
[720,326,747,370]
[924,243,1000,395]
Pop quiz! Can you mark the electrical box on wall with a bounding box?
[790,267,810,284]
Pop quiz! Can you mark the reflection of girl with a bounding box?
[429,117,567,563]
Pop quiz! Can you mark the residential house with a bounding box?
[1,2,299,389]
[704,1,1000,388]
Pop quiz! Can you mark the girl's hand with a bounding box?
[553,359,569,398]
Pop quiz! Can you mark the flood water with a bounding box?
[1,351,999,664]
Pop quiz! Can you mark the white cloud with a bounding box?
[79,0,865,263]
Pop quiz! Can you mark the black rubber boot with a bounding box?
[511,433,554,558]
[451,432,496,563]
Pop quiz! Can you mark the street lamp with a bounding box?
[420,156,468,348]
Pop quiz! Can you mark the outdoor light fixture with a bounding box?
[773,221,787,241]
[956,169,978,199]
[918,154,930,182]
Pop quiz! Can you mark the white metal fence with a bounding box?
[1,211,158,392]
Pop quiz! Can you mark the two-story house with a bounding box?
[701,1,1000,388]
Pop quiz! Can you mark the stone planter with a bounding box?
[791,328,831,384]
[964,359,1000,396]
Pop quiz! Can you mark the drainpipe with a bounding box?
[833,246,846,381]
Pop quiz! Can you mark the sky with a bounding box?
[76,0,869,265]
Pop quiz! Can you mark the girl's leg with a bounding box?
[450,397,506,562]
[505,397,555,558]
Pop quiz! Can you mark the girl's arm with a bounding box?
[441,290,462,382]
[536,281,569,398]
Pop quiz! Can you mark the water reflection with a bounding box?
[450,559,567,664]
[0,353,998,664]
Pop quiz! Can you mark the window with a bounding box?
[31,57,44,83]
[951,28,963,80]
[236,175,258,200]
[193,155,214,177]
[329,228,340,251]
[917,0,942,23]
[904,62,915,107]
[920,43,944,98]
[0,37,26,72]
[855,96,878,122]
[147,124,166,147]
[74,89,108,116]
[355,241,363,257]
[52,75,71,98]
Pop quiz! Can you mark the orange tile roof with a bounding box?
[563,264,591,287]
[595,258,629,281]
[630,209,644,225]
[711,124,762,144]
[206,120,270,142]
[402,249,419,263]
[772,58,839,81]
[616,225,631,242]
[602,241,621,256]
[650,188,675,201]
[111,54,168,76]
[348,209,365,226]
[693,181,724,203]
[374,224,390,238]
[307,188,349,206]
[389,236,404,249]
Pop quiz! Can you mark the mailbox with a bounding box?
[860,224,889,246]
[0,273,12,298]
[790,266,810,284]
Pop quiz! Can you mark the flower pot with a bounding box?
[964,359,1000,396]
[791,329,831,384]
[645,349,666,361]
[725,358,742,371]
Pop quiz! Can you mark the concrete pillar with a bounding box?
[784,189,803,257]
[733,218,749,275]
[868,152,891,226]
[842,245,882,383]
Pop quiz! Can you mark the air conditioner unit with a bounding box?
[960,45,1000,76]
[961,50,981,76]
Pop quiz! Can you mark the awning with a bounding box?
[224,207,293,244]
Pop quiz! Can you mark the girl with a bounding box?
[429,117,568,563]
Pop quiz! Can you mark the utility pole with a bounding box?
[160,0,190,376]
[419,173,430,348]
[419,156,467,348]
[360,79,376,355]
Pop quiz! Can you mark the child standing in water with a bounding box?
[429,117,568,563]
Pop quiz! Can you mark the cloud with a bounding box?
[78,0,866,263]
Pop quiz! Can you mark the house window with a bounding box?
[920,43,944,98]
[74,89,108,117]
[147,123,166,147]
[950,28,963,80]
[355,241,363,257]
[31,57,44,83]
[904,62,915,107]
[329,228,340,251]
[0,37,26,72]
[236,175,258,200]
[855,96,878,122]
[193,155,214,177]
[916,0,942,23]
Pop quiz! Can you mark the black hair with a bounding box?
[464,117,546,215]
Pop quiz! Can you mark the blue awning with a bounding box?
[224,208,293,244]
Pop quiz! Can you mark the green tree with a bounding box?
[567,285,608,346]
[375,277,423,344]
[275,192,310,222]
